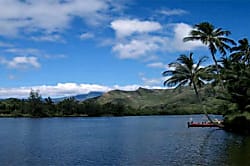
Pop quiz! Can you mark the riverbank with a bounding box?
[0,112,222,118]
[223,112,250,135]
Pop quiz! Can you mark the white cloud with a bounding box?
[142,77,163,86]
[30,34,64,42]
[159,9,188,16]
[0,83,165,98]
[0,87,30,99]
[0,47,66,70]
[80,32,94,40]
[147,62,168,69]
[4,47,66,59]
[171,23,203,51]
[0,0,112,37]
[36,83,111,97]
[111,19,162,38]
[165,65,176,72]
[5,48,41,55]
[43,54,67,59]
[112,22,204,60]
[139,73,166,86]
[0,56,40,69]
[112,38,160,59]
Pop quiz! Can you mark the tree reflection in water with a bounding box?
[193,128,250,166]
[226,135,250,166]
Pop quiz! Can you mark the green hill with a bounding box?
[0,86,226,117]
[88,86,225,115]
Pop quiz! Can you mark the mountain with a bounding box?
[95,87,196,108]
[52,91,103,103]
[74,92,104,101]
[88,87,225,115]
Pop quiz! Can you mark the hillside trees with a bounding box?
[28,90,45,117]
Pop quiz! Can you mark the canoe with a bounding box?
[187,122,218,128]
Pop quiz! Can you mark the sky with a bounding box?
[0,0,249,98]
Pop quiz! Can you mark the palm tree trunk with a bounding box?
[211,53,225,89]
[193,83,224,128]
[192,83,214,123]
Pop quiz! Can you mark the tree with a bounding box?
[230,38,250,64]
[28,89,44,117]
[44,97,56,116]
[214,38,250,114]
[163,53,215,123]
[183,22,236,86]
[220,53,250,113]
[57,97,78,115]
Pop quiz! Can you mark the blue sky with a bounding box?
[0,0,249,98]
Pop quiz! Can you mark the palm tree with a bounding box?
[183,22,236,85]
[220,57,250,113]
[230,38,250,64]
[162,52,215,123]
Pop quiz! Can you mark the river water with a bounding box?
[0,115,249,166]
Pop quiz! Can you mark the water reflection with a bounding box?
[196,128,250,166]
[225,135,250,166]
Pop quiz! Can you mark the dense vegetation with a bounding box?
[170,22,250,133]
[0,90,131,117]
[185,24,249,112]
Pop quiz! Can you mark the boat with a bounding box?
[187,121,219,128]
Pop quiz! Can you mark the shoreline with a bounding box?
[0,113,222,118]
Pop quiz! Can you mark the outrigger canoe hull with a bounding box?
[187,122,218,128]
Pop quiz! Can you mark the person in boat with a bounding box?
[189,118,193,124]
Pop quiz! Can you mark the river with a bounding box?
[0,115,249,165]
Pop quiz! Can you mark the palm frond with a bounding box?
[163,52,208,90]
[162,70,173,76]
[194,56,208,71]
[219,37,236,45]
[215,29,231,36]
[183,36,200,42]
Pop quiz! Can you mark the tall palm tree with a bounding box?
[230,38,250,64]
[163,52,214,123]
[183,22,236,85]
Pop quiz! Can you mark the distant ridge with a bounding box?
[52,91,103,103]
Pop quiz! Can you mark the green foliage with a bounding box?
[231,38,250,64]
[57,97,79,115]
[27,90,45,117]
[162,52,216,122]
[183,22,235,56]
[163,53,209,90]
[218,39,250,113]
[224,112,250,134]
[184,22,236,90]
